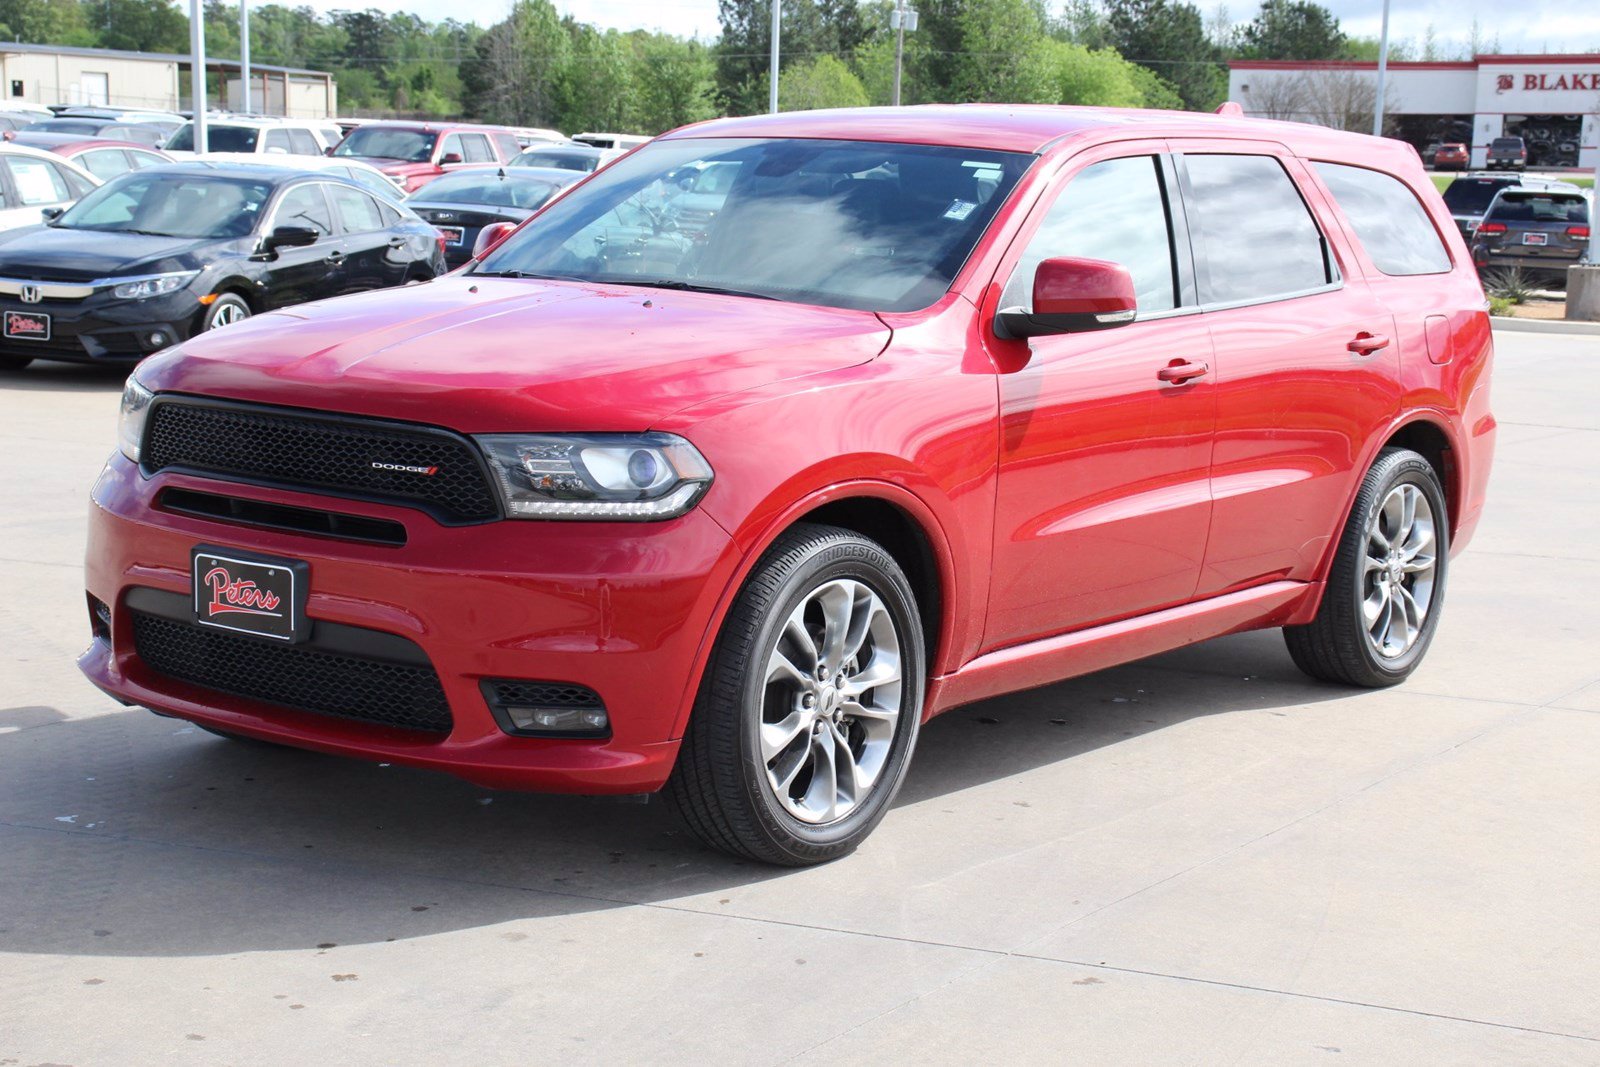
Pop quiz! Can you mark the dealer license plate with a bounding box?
[192,546,308,642]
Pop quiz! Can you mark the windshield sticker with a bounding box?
[944,200,976,221]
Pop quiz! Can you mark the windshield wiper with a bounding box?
[615,279,778,301]
[471,269,555,279]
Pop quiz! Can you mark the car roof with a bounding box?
[0,141,87,161]
[132,161,320,184]
[179,116,319,128]
[346,120,511,133]
[196,151,381,171]
[659,103,1406,159]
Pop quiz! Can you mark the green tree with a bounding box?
[557,24,638,132]
[98,0,186,53]
[634,33,717,133]
[460,0,568,125]
[1104,0,1225,110]
[949,0,1056,104]
[779,53,868,110]
[1238,0,1345,60]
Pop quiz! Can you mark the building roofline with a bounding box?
[1231,53,1600,73]
[0,40,331,77]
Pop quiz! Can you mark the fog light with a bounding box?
[148,331,168,349]
[87,593,111,641]
[482,680,609,738]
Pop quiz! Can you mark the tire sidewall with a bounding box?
[203,294,251,331]
[735,539,925,860]
[1349,453,1450,680]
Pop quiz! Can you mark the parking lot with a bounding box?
[1,326,1597,1064]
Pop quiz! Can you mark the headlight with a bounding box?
[476,433,713,521]
[111,272,197,300]
[117,377,155,463]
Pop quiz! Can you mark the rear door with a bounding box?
[1173,144,1402,599]
[984,144,1218,648]
[327,183,407,293]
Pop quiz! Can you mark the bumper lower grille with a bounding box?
[131,609,453,734]
[142,398,500,523]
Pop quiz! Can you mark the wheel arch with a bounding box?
[1378,414,1460,538]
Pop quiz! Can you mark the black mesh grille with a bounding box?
[142,400,499,523]
[131,610,453,734]
[485,681,603,711]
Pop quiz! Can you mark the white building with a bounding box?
[1229,53,1600,170]
[0,42,336,119]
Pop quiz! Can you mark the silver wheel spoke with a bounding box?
[1360,482,1439,661]
[766,650,807,686]
[816,582,855,672]
[761,710,811,763]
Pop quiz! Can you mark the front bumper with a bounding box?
[81,453,743,793]
[0,291,201,364]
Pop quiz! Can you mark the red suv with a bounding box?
[83,106,1495,865]
[331,121,521,192]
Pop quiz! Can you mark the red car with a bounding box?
[4,132,171,181]
[82,105,1495,865]
[330,121,522,192]
[1433,142,1469,171]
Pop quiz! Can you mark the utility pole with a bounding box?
[768,0,780,114]
[1371,0,1390,137]
[240,0,251,113]
[890,2,917,107]
[190,0,207,151]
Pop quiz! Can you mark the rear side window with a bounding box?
[288,129,320,155]
[1315,163,1450,276]
[329,185,384,233]
[1488,194,1588,224]
[274,183,334,236]
[262,128,292,153]
[1183,154,1333,305]
[462,134,494,163]
[5,157,71,204]
[1001,155,1177,314]
[81,149,132,181]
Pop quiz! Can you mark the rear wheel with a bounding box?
[666,524,925,866]
[1285,448,1448,687]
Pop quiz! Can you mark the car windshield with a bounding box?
[335,128,435,162]
[476,137,1032,313]
[410,171,564,209]
[56,172,272,238]
[1442,179,1511,215]
[165,124,261,152]
[1488,194,1588,224]
[513,149,597,172]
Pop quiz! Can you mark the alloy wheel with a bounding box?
[759,578,903,824]
[1362,483,1438,658]
[209,302,249,328]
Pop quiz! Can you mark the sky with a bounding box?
[305,0,1598,54]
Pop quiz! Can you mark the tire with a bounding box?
[666,523,926,866]
[0,354,33,371]
[202,293,251,331]
[1285,448,1449,687]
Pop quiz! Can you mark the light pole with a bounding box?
[768,0,780,114]
[1371,0,1390,137]
[189,0,207,151]
[891,2,917,107]
[240,0,250,113]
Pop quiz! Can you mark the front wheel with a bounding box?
[1285,448,1448,687]
[666,524,925,866]
[202,293,251,331]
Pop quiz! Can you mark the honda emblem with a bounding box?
[19,284,41,304]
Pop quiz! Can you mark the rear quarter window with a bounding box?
[1315,163,1451,277]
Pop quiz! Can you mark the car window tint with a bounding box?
[439,133,464,161]
[1184,154,1332,305]
[462,134,494,163]
[81,149,131,181]
[262,128,292,153]
[128,150,164,169]
[377,200,402,226]
[495,133,520,160]
[1315,163,1450,276]
[288,129,320,155]
[5,157,71,204]
[55,162,94,199]
[1000,155,1177,314]
[274,183,334,236]
[330,185,384,233]
[1487,194,1588,223]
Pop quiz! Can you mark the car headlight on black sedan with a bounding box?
[476,433,713,520]
[111,271,199,300]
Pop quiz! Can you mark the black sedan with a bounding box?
[406,167,578,268]
[0,164,445,370]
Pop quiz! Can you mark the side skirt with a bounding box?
[925,580,1318,718]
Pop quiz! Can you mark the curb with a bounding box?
[1490,316,1600,336]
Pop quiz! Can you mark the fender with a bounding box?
[666,477,964,739]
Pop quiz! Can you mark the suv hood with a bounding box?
[0,225,214,281]
[140,276,891,432]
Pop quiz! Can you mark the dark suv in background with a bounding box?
[1441,173,1579,239]
[1486,136,1528,171]
[1471,187,1590,283]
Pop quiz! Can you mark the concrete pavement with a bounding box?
[1,330,1597,1064]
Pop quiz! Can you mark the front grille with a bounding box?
[142,399,500,523]
[131,610,453,734]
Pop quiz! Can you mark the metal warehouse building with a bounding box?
[0,42,336,118]
[1229,53,1600,171]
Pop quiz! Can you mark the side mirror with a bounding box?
[40,207,64,223]
[440,152,463,165]
[473,221,517,259]
[323,146,336,156]
[262,225,320,252]
[996,256,1138,339]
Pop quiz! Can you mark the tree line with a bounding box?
[0,0,1488,131]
